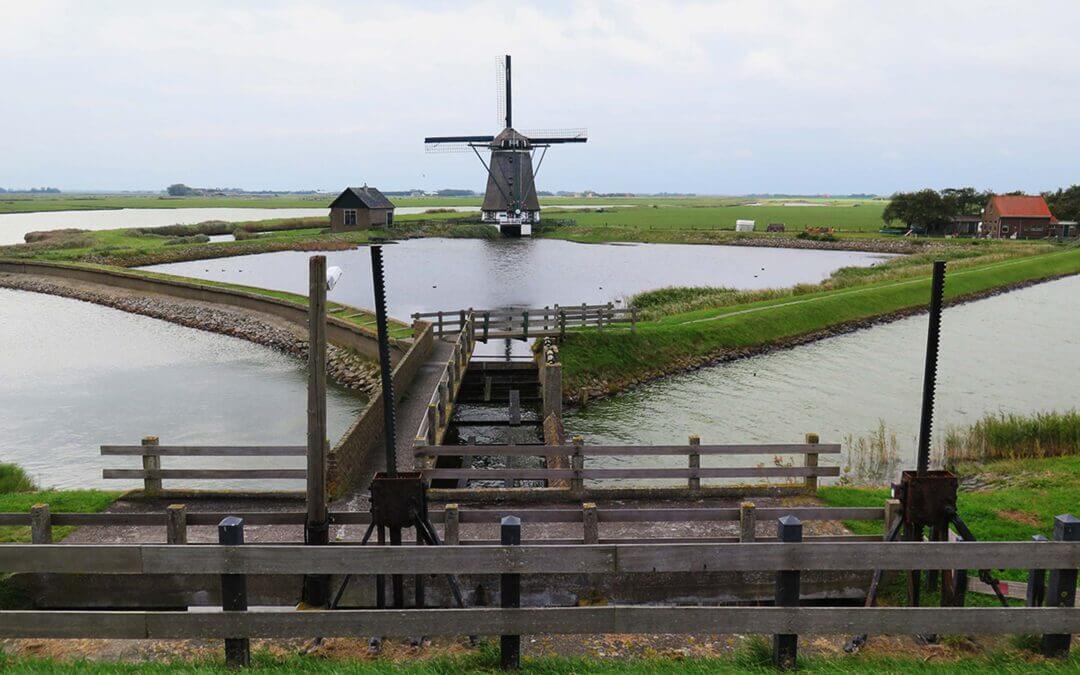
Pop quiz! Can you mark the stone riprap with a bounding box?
[0,273,379,392]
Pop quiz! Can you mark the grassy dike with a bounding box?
[559,246,1080,399]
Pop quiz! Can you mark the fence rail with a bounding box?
[415,437,835,493]
[414,303,637,340]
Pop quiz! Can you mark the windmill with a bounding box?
[424,55,587,236]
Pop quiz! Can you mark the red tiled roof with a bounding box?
[990,195,1057,223]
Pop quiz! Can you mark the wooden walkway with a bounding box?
[414,304,636,340]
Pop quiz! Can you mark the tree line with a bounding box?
[883,185,1080,231]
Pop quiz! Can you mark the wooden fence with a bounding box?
[414,315,476,447]
[416,435,838,494]
[413,303,636,340]
[0,513,1076,670]
[100,439,307,495]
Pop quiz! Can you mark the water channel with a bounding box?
[0,288,366,489]
[564,275,1080,483]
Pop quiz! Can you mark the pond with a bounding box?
[145,238,891,321]
[564,275,1080,483]
[0,288,366,489]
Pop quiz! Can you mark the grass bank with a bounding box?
[0,464,118,544]
[559,245,1080,399]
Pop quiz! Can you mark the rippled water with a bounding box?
[565,275,1080,482]
[0,289,366,489]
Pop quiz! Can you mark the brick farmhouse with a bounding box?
[982,194,1057,239]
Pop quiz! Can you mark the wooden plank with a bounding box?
[4,541,1077,575]
[415,444,841,457]
[1,607,1077,640]
[102,469,306,480]
[186,512,309,526]
[101,445,306,457]
[51,513,168,526]
[423,466,839,480]
[597,507,882,523]
[0,514,30,526]
[457,509,583,524]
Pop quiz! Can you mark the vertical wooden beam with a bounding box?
[688,435,701,493]
[426,404,438,445]
[773,515,802,670]
[1042,514,1079,658]
[444,503,460,546]
[582,502,599,544]
[739,502,756,543]
[508,390,521,426]
[304,255,329,608]
[483,311,490,342]
[1026,533,1049,608]
[804,433,819,492]
[30,503,52,544]
[500,516,521,671]
[883,499,901,541]
[167,504,187,545]
[141,436,161,496]
[218,516,250,668]
[571,436,585,496]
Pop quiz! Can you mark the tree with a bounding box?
[882,189,956,233]
[166,183,195,196]
[941,187,989,216]
[1043,185,1080,223]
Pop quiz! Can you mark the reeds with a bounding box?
[940,410,1080,467]
[838,420,902,486]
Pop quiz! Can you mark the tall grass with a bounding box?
[0,464,36,493]
[941,410,1080,467]
[839,421,903,485]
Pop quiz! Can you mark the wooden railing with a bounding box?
[100,438,306,494]
[414,314,476,447]
[416,436,838,494]
[413,303,637,340]
[0,512,1077,669]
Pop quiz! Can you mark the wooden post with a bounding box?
[543,305,549,332]
[444,503,460,546]
[30,503,52,544]
[580,303,587,328]
[500,515,522,670]
[688,434,701,493]
[579,387,589,408]
[167,504,187,545]
[448,354,457,395]
[426,404,438,445]
[483,311,490,342]
[559,309,566,338]
[459,309,466,332]
[437,311,444,336]
[509,389,521,426]
[739,502,756,543]
[438,380,449,429]
[804,433,819,492]
[1042,514,1079,658]
[304,255,329,608]
[773,515,802,670]
[218,516,250,669]
[1026,533,1049,608]
[884,499,901,540]
[522,310,529,339]
[484,375,493,402]
[571,436,585,496]
[582,502,599,544]
[141,436,162,496]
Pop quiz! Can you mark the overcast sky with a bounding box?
[3,1,1079,195]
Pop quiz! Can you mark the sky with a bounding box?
[2,1,1079,195]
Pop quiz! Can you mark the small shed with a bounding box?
[329,186,395,232]
[766,223,785,233]
[735,219,755,232]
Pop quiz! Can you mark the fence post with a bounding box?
[444,503,460,546]
[571,436,585,496]
[804,433,819,492]
[30,503,52,544]
[426,404,438,445]
[218,516,250,669]
[483,311,490,342]
[688,434,701,493]
[739,502,756,542]
[1026,534,1049,607]
[500,515,522,670]
[883,499,901,540]
[559,309,566,338]
[583,502,599,544]
[142,436,162,496]
[167,504,188,545]
[1041,514,1079,658]
[773,515,802,671]
[437,311,444,336]
[522,310,529,339]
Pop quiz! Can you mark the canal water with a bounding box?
[145,238,891,321]
[0,288,366,489]
[564,275,1080,484]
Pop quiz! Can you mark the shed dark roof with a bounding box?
[329,186,395,210]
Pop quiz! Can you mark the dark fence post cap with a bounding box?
[777,515,802,543]
[219,516,244,528]
[1053,514,1079,539]
[501,515,522,527]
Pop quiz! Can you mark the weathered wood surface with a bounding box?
[101,446,306,456]
[423,466,839,480]
[416,444,841,457]
[2,542,1077,575]
[102,469,306,480]
[1,607,1077,639]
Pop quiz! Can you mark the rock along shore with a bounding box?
[0,273,380,393]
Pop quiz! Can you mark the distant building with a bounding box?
[735,219,755,232]
[328,186,395,232]
[945,215,981,237]
[1055,221,1078,238]
[982,194,1056,239]
[766,223,785,232]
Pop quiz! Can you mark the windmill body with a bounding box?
[425,55,587,237]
